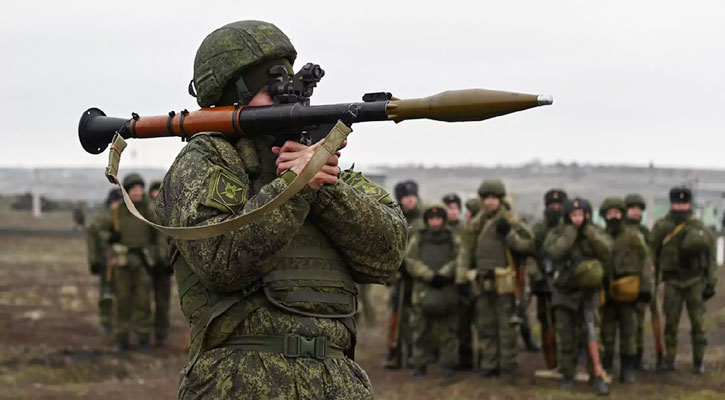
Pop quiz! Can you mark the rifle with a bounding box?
[386,274,407,356]
[78,63,552,154]
[650,264,664,368]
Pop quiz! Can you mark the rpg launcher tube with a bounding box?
[79,88,552,154]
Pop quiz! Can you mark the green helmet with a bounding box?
[575,260,604,288]
[624,193,646,210]
[122,173,145,190]
[465,198,481,215]
[599,197,626,218]
[422,202,448,224]
[478,179,506,198]
[149,180,162,193]
[192,21,297,107]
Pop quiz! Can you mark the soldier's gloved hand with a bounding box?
[430,274,454,289]
[109,231,122,244]
[90,263,102,275]
[703,284,716,300]
[637,291,652,303]
[496,218,511,236]
[272,140,342,191]
[457,283,471,298]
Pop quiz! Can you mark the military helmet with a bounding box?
[624,193,646,210]
[544,189,568,206]
[598,197,626,218]
[442,193,461,208]
[423,202,448,223]
[478,179,506,198]
[149,180,162,193]
[394,180,419,202]
[192,21,297,107]
[669,186,692,204]
[122,173,145,191]
[465,198,481,215]
[574,260,604,288]
[105,188,122,206]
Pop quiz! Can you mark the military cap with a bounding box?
[394,180,418,202]
[669,186,692,203]
[423,202,448,222]
[624,193,646,210]
[544,189,568,206]
[122,173,145,191]
[598,197,626,218]
[442,193,462,208]
[105,188,122,206]
[478,179,506,198]
[564,197,588,215]
[149,180,162,193]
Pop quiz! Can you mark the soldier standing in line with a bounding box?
[148,180,172,347]
[442,193,464,234]
[456,196,481,370]
[531,188,568,369]
[650,187,717,374]
[406,203,461,377]
[464,198,481,224]
[459,179,534,380]
[598,197,652,383]
[86,188,122,334]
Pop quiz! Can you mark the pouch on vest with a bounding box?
[494,249,516,295]
[107,243,129,268]
[419,285,458,316]
[682,225,711,254]
[610,275,640,302]
[574,259,603,288]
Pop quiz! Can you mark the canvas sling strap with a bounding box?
[104,120,352,240]
[662,216,694,246]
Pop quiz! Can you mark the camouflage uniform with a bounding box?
[157,20,407,400]
[650,188,716,372]
[460,180,534,376]
[457,197,481,368]
[149,180,172,345]
[543,201,612,383]
[406,203,461,374]
[598,197,653,382]
[97,174,160,349]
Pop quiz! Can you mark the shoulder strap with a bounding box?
[662,216,693,246]
[104,121,352,241]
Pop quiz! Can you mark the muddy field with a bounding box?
[1,217,725,399]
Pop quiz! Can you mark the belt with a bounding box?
[222,334,346,360]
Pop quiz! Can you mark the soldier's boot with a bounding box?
[501,369,518,385]
[619,355,636,384]
[155,336,166,348]
[441,367,455,379]
[455,349,474,371]
[383,348,402,370]
[693,358,705,375]
[112,337,129,353]
[476,368,500,378]
[601,351,614,375]
[137,336,150,354]
[659,356,676,373]
[592,376,610,396]
[521,325,541,352]
[411,365,427,377]
[405,343,414,369]
[100,322,112,335]
[559,375,575,390]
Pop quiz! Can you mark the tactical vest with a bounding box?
[115,200,156,249]
[611,228,645,277]
[419,230,455,272]
[175,136,358,374]
[474,209,508,272]
[658,214,710,278]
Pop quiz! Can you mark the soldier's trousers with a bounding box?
[475,291,518,372]
[113,255,153,341]
[663,280,707,362]
[411,307,459,369]
[601,301,639,357]
[457,298,476,368]
[180,347,372,400]
[535,292,556,367]
[98,264,113,328]
[555,306,598,378]
[153,272,171,341]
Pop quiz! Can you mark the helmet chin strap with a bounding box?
[235,75,253,104]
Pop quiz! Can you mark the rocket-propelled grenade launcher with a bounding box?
[79,63,553,154]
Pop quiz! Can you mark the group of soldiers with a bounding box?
[385,179,717,395]
[86,174,172,352]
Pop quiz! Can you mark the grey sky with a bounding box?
[1,0,724,170]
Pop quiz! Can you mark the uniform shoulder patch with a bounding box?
[340,170,394,205]
[204,166,248,214]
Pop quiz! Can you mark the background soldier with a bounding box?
[99,174,159,352]
[156,20,407,398]
[384,180,424,369]
[543,198,611,395]
[406,203,461,377]
[442,193,464,234]
[624,193,652,370]
[86,188,122,334]
[531,188,568,369]
[464,198,481,223]
[457,196,481,370]
[148,180,172,347]
[460,179,534,380]
[650,187,717,374]
[599,197,652,383]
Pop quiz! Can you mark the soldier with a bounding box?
[599,197,652,383]
[98,174,160,352]
[650,187,717,374]
[531,188,568,368]
[86,188,122,334]
[155,21,407,398]
[543,198,611,395]
[464,198,481,223]
[460,179,534,380]
[406,203,461,377]
[624,193,652,370]
[442,193,464,234]
[148,180,172,347]
[384,180,424,369]
[456,197,480,369]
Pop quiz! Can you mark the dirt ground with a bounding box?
[1,217,725,399]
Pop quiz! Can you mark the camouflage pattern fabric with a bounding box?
[554,302,600,379]
[156,133,406,400]
[625,219,650,357]
[601,301,639,357]
[153,273,171,342]
[410,308,459,369]
[475,292,518,372]
[87,210,113,329]
[663,279,707,363]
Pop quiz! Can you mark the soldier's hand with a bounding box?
[703,284,715,300]
[496,218,511,236]
[272,140,341,190]
[637,291,652,303]
[430,274,453,289]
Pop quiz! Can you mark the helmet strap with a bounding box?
[234,76,254,104]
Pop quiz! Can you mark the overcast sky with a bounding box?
[1,0,724,170]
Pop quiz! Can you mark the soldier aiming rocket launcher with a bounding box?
[79,63,553,154]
